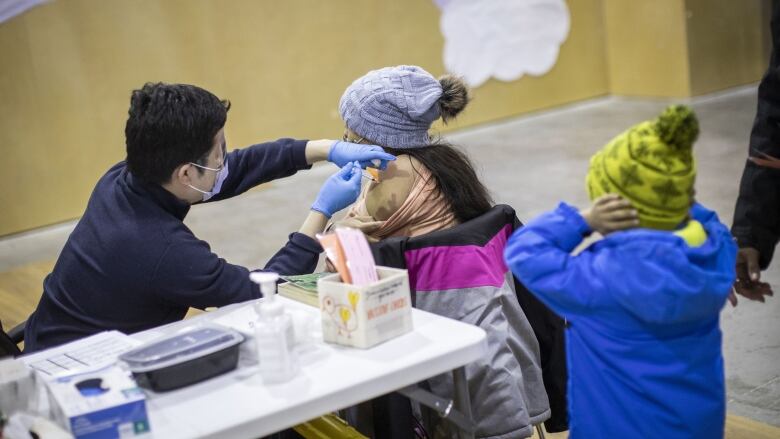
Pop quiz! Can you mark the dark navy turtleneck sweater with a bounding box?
[24,138,321,352]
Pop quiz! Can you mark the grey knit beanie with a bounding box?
[339,65,457,149]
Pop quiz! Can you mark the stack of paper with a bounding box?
[278,272,329,307]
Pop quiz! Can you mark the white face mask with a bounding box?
[187,160,229,201]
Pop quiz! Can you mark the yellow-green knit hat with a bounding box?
[586,104,698,230]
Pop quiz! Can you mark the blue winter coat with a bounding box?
[504,202,736,439]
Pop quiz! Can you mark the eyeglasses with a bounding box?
[189,147,226,172]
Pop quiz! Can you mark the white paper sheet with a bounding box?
[21,331,141,378]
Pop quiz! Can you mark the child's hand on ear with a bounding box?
[580,194,639,235]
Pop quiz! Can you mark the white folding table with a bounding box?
[121,297,487,438]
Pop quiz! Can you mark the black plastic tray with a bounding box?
[131,343,240,392]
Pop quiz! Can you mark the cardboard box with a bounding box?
[317,266,413,349]
[45,365,149,439]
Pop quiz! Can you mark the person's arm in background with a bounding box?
[731,3,780,303]
[503,195,638,318]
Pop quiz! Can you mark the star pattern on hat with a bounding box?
[608,142,621,159]
[634,141,649,158]
[599,177,610,192]
[651,179,682,206]
[619,164,643,187]
[651,151,675,171]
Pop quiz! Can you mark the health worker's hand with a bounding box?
[328,140,395,170]
[311,162,363,218]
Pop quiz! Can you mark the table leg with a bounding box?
[452,366,474,439]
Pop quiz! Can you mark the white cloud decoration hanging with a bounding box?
[434,0,570,88]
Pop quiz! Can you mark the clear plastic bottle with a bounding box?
[250,272,299,383]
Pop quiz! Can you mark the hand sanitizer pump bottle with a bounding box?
[250,272,298,383]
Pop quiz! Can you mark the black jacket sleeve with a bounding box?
[206,138,311,202]
[262,232,322,276]
[166,137,321,305]
[152,237,260,309]
[152,231,321,309]
[732,4,780,269]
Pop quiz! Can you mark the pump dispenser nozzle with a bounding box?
[250,272,279,296]
[250,272,282,317]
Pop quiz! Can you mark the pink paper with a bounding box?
[335,228,379,286]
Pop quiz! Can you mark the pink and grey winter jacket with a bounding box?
[371,204,560,438]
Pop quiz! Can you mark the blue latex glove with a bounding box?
[328,141,396,170]
[311,161,363,218]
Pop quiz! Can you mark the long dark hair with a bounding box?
[382,141,493,223]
